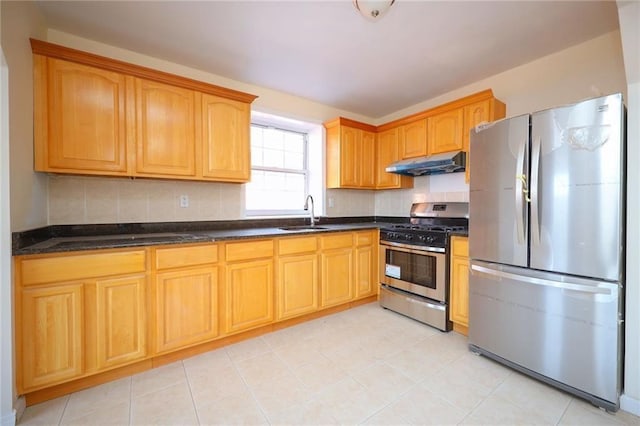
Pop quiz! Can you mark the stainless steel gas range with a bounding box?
[379,202,469,331]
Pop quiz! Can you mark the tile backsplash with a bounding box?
[47,173,468,225]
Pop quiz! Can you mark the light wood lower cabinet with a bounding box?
[224,240,275,334]
[449,236,470,335]
[20,283,84,390]
[154,267,219,353]
[15,249,147,392]
[92,276,147,370]
[354,231,378,299]
[276,236,319,321]
[320,233,354,308]
[152,244,219,353]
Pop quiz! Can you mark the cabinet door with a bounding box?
[225,259,274,333]
[340,126,360,187]
[449,237,470,332]
[155,267,219,353]
[427,108,464,154]
[135,78,196,176]
[321,249,353,308]
[94,276,147,369]
[360,130,376,188]
[376,128,400,188]
[276,254,318,320]
[21,284,83,390]
[463,100,492,182]
[38,58,128,174]
[400,119,428,159]
[355,245,376,298]
[201,94,250,182]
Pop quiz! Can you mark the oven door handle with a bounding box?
[380,241,445,254]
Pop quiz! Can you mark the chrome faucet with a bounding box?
[304,195,316,227]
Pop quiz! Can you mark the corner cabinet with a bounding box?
[324,118,377,189]
[31,38,256,183]
[449,236,469,335]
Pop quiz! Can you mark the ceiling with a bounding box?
[33,1,621,119]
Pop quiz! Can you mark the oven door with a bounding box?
[380,241,446,303]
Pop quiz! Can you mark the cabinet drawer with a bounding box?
[451,236,469,257]
[225,240,274,262]
[155,244,218,270]
[355,230,376,246]
[321,233,353,250]
[19,250,146,286]
[278,236,318,255]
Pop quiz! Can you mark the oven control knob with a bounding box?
[405,234,413,241]
[426,235,435,243]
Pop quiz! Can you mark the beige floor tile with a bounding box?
[267,398,337,425]
[62,377,131,422]
[291,357,347,393]
[461,393,551,425]
[493,371,572,424]
[361,403,412,425]
[187,367,249,410]
[350,361,416,403]
[60,401,129,426]
[273,339,327,368]
[182,347,232,373]
[249,372,312,417]
[559,398,637,425]
[388,385,469,425]
[234,351,290,387]
[315,377,387,424]
[131,361,187,399]
[225,337,272,362]
[196,389,267,426]
[383,345,450,382]
[320,340,379,375]
[444,351,511,390]
[418,365,493,413]
[18,395,68,425]
[130,381,198,426]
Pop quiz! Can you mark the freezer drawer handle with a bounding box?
[470,264,612,295]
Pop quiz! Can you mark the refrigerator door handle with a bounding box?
[470,264,612,295]
[515,137,528,245]
[530,136,542,245]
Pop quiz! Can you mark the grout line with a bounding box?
[56,395,71,426]
[181,360,202,426]
[226,343,272,424]
[127,376,133,426]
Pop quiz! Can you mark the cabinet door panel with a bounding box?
[277,254,318,320]
[44,58,128,173]
[155,267,219,353]
[321,249,353,307]
[428,109,464,154]
[95,276,147,369]
[355,245,376,298]
[450,256,469,327]
[225,260,274,333]
[400,119,428,159]
[21,284,83,390]
[135,79,196,176]
[340,126,360,187]
[360,131,376,188]
[202,94,250,181]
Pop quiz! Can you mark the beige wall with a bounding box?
[374,30,627,217]
[2,1,47,232]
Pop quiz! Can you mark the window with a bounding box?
[245,124,309,216]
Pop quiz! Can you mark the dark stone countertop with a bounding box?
[449,230,469,238]
[13,217,408,256]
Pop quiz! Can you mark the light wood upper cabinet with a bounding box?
[31,39,257,183]
[400,119,428,159]
[427,108,464,154]
[449,236,469,335]
[134,79,197,177]
[201,94,251,182]
[375,127,413,189]
[325,118,377,189]
[33,56,130,175]
[463,99,506,182]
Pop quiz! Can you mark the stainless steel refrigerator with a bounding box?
[468,93,625,412]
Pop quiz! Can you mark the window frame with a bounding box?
[245,123,311,217]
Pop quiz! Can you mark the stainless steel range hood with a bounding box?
[385,151,466,176]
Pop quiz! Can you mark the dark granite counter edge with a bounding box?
[449,230,469,237]
[13,216,411,256]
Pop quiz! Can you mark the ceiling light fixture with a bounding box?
[353,0,395,21]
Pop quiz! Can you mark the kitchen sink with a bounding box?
[279,226,328,231]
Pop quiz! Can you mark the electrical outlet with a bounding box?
[179,195,189,208]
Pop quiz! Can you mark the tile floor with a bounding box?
[19,302,640,425]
